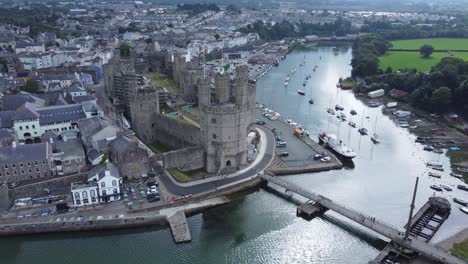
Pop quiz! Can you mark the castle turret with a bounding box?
[129,86,160,144]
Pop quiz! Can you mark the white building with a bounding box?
[71,162,122,206]
[10,101,102,143]
[15,42,45,54]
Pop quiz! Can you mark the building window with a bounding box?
[112,180,117,187]
[32,125,35,129]
[42,160,46,165]
[19,126,22,130]
[113,188,118,194]
[13,170,17,175]
[211,118,216,123]
[102,190,106,196]
[28,169,32,173]
[19,162,23,167]
[27,162,31,167]
[74,192,80,199]
[34,161,38,165]
[12,163,15,168]
[90,189,96,197]
[26,126,29,129]
[82,191,88,199]
[101,182,105,188]
[21,170,24,174]
[212,133,217,139]
[4,164,7,169]
[36,168,39,172]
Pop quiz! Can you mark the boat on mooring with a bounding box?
[371,134,380,144]
[327,108,335,115]
[308,99,314,104]
[458,185,468,192]
[348,121,356,128]
[450,172,463,179]
[318,132,357,159]
[460,207,468,214]
[298,90,305,96]
[335,104,344,111]
[350,110,357,115]
[453,198,468,206]
[358,127,368,135]
[428,172,442,178]
[430,184,443,192]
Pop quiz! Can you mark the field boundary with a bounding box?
[389,49,468,52]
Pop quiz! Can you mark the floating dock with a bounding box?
[370,197,451,264]
[167,211,191,243]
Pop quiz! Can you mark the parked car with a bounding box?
[276,141,287,147]
[278,152,289,157]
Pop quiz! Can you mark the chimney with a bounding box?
[12,142,16,148]
[104,170,111,177]
[49,137,54,144]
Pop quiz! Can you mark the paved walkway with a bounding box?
[262,174,466,264]
[158,126,275,195]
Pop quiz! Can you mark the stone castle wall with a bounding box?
[152,147,204,172]
[151,114,201,149]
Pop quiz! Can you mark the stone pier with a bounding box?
[167,211,191,243]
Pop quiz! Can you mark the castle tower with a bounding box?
[129,86,160,144]
[199,65,255,174]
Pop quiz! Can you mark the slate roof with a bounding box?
[87,162,120,181]
[12,102,40,121]
[0,142,48,163]
[2,94,38,111]
[109,136,132,154]
[86,148,102,161]
[53,138,85,160]
[73,95,95,103]
[0,112,14,128]
[37,104,86,125]
[0,129,14,140]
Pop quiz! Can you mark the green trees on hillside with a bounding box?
[420,44,434,58]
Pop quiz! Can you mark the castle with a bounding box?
[105,49,256,174]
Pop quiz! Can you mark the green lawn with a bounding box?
[145,73,180,95]
[451,238,468,260]
[391,38,468,50]
[150,143,172,154]
[169,168,205,182]
[379,51,468,72]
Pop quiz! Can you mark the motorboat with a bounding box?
[284,81,289,86]
[458,185,468,192]
[339,113,346,121]
[428,172,441,178]
[430,184,443,192]
[308,99,314,104]
[358,128,368,135]
[453,198,468,206]
[460,207,468,214]
[350,110,357,115]
[450,172,463,179]
[327,108,335,115]
[433,148,444,154]
[371,134,380,144]
[423,145,434,151]
[318,132,357,159]
[432,166,444,172]
[335,104,344,111]
[427,161,443,168]
[348,121,356,128]
[441,185,452,191]
[298,90,305,96]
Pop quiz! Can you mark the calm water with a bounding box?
[1,45,467,264]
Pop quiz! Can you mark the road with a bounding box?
[157,126,275,195]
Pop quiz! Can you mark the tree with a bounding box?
[22,79,40,93]
[420,44,434,58]
[119,42,131,57]
[214,33,220,40]
[431,86,451,112]
[226,4,241,15]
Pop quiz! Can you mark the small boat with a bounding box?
[386,102,397,108]
[371,134,380,144]
[335,105,344,111]
[423,145,434,151]
[460,207,468,214]
[432,166,444,172]
[428,172,441,178]
[409,125,418,129]
[303,81,307,86]
[453,198,468,206]
[369,102,379,108]
[458,185,468,192]
[400,123,410,128]
[450,146,461,151]
[339,113,346,121]
[284,81,289,86]
[298,90,305,96]
[308,99,314,104]
[433,148,444,154]
[327,108,335,115]
[358,128,368,135]
[450,172,463,179]
[430,184,443,191]
[336,83,341,88]
[427,161,443,168]
[441,185,452,191]
[458,167,468,173]
[350,110,357,115]
[348,121,356,128]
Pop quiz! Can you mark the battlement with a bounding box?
[201,104,240,114]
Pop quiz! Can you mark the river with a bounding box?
[1,44,467,264]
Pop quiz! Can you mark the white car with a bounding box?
[97,216,103,220]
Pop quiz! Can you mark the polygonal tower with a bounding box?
[129,86,160,144]
[199,65,256,174]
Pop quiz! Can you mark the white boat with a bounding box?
[298,90,305,95]
[430,184,443,192]
[358,127,368,135]
[460,207,468,214]
[386,102,398,108]
[427,161,443,168]
[284,81,289,86]
[450,172,463,179]
[348,121,356,128]
[453,198,468,206]
[428,172,441,178]
[318,132,357,159]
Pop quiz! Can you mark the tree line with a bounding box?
[352,35,468,115]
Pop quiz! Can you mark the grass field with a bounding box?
[145,73,180,95]
[391,38,468,50]
[451,238,468,259]
[379,51,468,72]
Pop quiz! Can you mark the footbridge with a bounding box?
[261,174,466,264]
